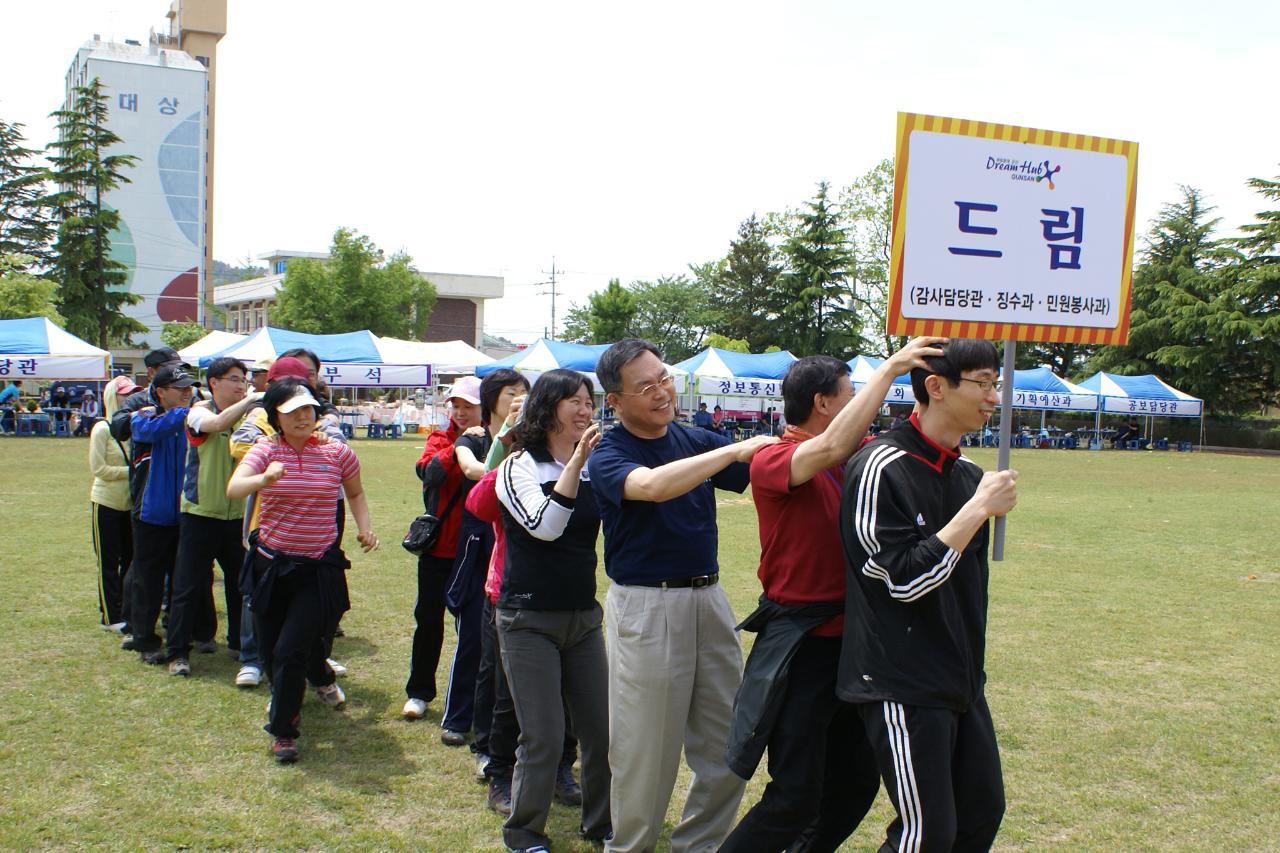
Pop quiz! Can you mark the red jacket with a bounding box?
[465,468,506,604]
[417,421,465,558]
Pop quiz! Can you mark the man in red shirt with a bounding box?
[722,336,943,853]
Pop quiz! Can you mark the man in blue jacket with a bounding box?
[129,366,197,662]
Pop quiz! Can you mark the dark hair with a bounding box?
[510,369,593,451]
[262,377,317,432]
[279,347,321,373]
[596,338,663,395]
[478,368,530,426]
[909,339,1000,404]
[206,356,246,380]
[782,356,851,424]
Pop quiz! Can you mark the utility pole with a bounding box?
[539,256,560,340]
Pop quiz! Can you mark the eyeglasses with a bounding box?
[619,373,675,397]
[214,375,248,384]
[958,377,1003,393]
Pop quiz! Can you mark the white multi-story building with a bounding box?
[62,2,226,373]
[63,36,209,348]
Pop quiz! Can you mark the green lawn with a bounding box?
[1,437,1277,851]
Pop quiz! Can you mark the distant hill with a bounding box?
[212,259,266,286]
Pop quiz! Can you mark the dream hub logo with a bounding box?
[986,156,1061,188]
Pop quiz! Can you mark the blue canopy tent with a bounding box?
[673,347,796,398]
[1077,372,1204,449]
[198,326,430,387]
[848,355,916,404]
[0,317,111,379]
[477,338,689,392]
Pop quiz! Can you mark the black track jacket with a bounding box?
[837,416,990,712]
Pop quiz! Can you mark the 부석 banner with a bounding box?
[887,112,1139,345]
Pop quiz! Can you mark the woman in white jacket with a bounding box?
[89,375,141,632]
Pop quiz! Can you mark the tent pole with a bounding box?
[992,340,1015,561]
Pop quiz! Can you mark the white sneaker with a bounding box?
[402,698,428,720]
[314,682,346,709]
[326,658,348,677]
[101,622,127,634]
[235,665,262,688]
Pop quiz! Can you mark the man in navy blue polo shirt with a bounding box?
[589,338,776,853]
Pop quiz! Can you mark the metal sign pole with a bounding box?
[991,338,1016,561]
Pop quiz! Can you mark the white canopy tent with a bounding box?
[376,337,494,376]
[177,330,247,366]
[197,326,431,387]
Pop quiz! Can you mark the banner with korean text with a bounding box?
[320,363,431,388]
[887,112,1139,344]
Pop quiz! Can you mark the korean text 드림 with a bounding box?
[947,201,1088,271]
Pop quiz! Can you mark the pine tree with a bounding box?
[778,182,862,358]
[708,214,782,351]
[46,78,144,348]
[1087,186,1254,413]
[0,118,54,271]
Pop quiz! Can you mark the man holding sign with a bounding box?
[838,339,1017,852]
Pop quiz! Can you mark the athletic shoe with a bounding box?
[441,729,467,747]
[504,846,549,853]
[554,762,582,806]
[102,622,127,634]
[235,665,262,688]
[314,682,346,709]
[486,778,513,816]
[402,698,427,720]
[140,649,168,665]
[271,736,298,764]
[474,752,490,783]
[326,658,348,677]
[195,640,218,654]
[120,636,140,652]
[168,657,191,677]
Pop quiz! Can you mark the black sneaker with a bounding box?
[486,778,513,816]
[140,649,168,665]
[120,636,140,652]
[440,729,467,747]
[579,825,613,848]
[195,640,218,654]
[554,762,582,806]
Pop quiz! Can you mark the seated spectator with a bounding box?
[74,390,100,436]
[693,402,714,430]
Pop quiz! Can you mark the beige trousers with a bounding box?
[604,581,746,853]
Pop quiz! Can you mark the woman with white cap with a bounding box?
[228,378,379,763]
[403,376,483,722]
[88,375,141,632]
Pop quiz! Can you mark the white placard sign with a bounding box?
[902,131,1128,328]
[321,363,431,387]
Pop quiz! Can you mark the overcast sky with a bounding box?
[3,1,1277,343]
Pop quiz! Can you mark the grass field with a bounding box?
[1,436,1277,851]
